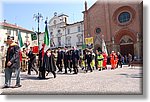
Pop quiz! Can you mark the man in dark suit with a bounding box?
[56,47,63,72]
[67,50,72,72]
[63,47,71,74]
[38,47,45,79]
[85,51,93,72]
[71,46,79,74]
[3,36,21,88]
[27,47,38,75]
[117,52,122,68]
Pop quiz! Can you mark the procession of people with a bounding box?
[1,36,134,88]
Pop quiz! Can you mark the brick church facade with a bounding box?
[83,0,143,59]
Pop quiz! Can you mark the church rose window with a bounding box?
[118,12,131,23]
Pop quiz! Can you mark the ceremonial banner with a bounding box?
[85,37,93,44]
[85,37,93,49]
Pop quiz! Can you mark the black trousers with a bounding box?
[28,61,38,75]
[64,63,68,73]
[72,59,78,74]
[44,71,56,78]
[86,62,93,72]
[64,62,72,73]
[56,61,62,72]
[95,61,98,70]
[117,61,122,68]
[52,71,56,78]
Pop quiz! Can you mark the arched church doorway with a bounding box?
[119,35,134,56]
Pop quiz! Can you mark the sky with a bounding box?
[1,0,97,32]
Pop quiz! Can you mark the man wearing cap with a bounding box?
[3,36,21,88]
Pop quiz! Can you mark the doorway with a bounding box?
[120,44,134,56]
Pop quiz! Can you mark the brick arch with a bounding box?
[114,29,137,44]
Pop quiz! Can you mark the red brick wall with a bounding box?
[83,0,142,57]
[109,3,141,43]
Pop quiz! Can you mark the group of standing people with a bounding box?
[38,46,80,79]
[80,49,107,72]
[2,36,133,88]
[110,51,133,69]
[80,49,133,72]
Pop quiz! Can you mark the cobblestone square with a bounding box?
[0,65,143,95]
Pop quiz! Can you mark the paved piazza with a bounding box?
[0,65,142,95]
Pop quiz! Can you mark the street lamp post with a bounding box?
[33,13,43,68]
[33,12,43,50]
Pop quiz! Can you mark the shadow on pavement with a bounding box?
[117,73,143,78]
[21,76,52,80]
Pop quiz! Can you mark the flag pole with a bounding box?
[44,17,50,51]
[102,34,108,55]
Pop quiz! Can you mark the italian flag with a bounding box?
[18,30,24,47]
[44,21,49,46]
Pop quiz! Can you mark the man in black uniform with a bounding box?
[56,48,63,72]
[38,47,45,79]
[27,47,38,75]
[85,51,93,72]
[117,52,123,68]
[71,46,79,74]
[63,47,71,74]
